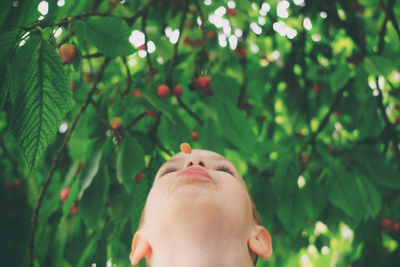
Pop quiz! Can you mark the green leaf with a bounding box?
[62,178,80,217]
[116,136,145,192]
[356,146,400,189]
[9,35,72,172]
[212,73,240,103]
[330,64,353,93]
[0,28,21,67]
[80,165,110,228]
[363,55,396,76]
[84,16,135,58]
[271,151,298,199]
[355,176,381,219]
[324,169,364,222]
[79,149,103,193]
[216,100,256,155]
[276,189,307,235]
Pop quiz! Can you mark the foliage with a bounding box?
[1,0,400,266]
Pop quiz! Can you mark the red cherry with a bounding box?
[390,222,400,233]
[14,179,22,187]
[131,89,141,98]
[173,84,183,97]
[312,84,321,93]
[301,154,310,163]
[70,204,78,215]
[109,0,118,8]
[60,188,70,202]
[59,44,77,63]
[157,84,170,99]
[135,172,145,183]
[381,218,392,230]
[194,76,212,95]
[396,115,400,124]
[110,117,122,130]
[226,8,237,17]
[5,181,12,189]
[191,131,199,142]
[70,82,76,92]
[146,110,158,117]
[207,31,216,40]
[138,44,146,51]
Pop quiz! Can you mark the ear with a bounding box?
[129,230,152,265]
[248,225,273,260]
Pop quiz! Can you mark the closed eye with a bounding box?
[216,165,235,176]
[159,167,178,177]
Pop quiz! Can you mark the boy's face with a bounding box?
[142,149,254,235]
[131,149,272,265]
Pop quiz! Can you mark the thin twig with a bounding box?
[142,11,155,79]
[375,78,400,158]
[126,0,158,27]
[192,0,209,79]
[193,0,207,50]
[387,0,400,41]
[377,16,388,54]
[83,52,105,59]
[166,2,188,87]
[125,111,147,129]
[121,57,132,97]
[177,97,204,125]
[299,77,355,154]
[89,98,113,130]
[28,57,110,267]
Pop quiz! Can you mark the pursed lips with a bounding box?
[176,166,213,183]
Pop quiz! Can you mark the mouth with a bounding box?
[176,167,213,182]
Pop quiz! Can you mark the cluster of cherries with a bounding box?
[381,218,400,233]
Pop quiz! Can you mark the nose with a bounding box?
[184,154,207,168]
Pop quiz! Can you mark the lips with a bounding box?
[176,167,212,180]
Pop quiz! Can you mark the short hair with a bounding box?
[137,189,262,266]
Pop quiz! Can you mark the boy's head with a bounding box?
[130,149,272,266]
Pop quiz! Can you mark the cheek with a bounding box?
[218,178,252,221]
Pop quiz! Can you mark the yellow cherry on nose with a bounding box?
[180,143,192,154]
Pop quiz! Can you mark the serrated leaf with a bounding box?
[9,36,72,172]
[80,165,110,228]
[84,16,135,58]
[116,137,145,192]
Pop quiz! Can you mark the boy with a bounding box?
[130,149,272,266]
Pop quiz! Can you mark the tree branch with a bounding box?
[126,0,158,27]
[121,57,132,97]
[142,11,155,78]
[83,52,105,59]
[176,97,204,125]
[375,78,400,158]
[28,57,111,267]
[299,77,355,154]
[125,111,147,129]
[166,2,188,87]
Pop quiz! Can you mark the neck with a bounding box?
[146,204,254,267]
